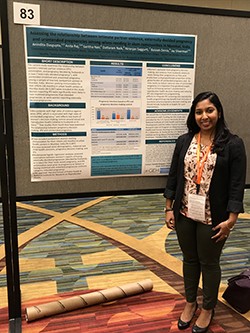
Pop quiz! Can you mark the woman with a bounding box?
[164,91,246,333]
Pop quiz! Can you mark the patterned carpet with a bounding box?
[0,191,249,332]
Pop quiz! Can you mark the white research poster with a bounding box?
[24,26,197,182]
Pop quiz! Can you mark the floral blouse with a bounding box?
[181,135,217,224]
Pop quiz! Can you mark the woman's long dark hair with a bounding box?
[186,91,232,153]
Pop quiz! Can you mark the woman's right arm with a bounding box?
[164,135,184,199]
[164,135,186,229]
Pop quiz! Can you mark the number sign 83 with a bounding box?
[20,8,34,20]
[13,2,40,25]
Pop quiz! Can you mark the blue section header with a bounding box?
[146,139,176,144]
[31,132,86,137]
[146,109,189,113]
[28,59,85,65]
[147,63,194,68]
[30,103,86,109]
[90,61,142,67]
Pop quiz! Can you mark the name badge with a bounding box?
[188,193,206,221]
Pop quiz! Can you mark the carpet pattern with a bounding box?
[0,192,249,332]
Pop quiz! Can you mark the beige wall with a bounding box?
[133,0,250,11]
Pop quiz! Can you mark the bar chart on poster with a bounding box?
[95,108,139,120]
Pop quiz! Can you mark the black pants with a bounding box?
[175,214,225,309]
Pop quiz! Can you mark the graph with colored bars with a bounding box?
[96,107,140,120]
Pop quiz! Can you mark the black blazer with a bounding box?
[164,132,247,226]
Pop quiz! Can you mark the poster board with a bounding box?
[24,25,196,182]
[3,0,250,197]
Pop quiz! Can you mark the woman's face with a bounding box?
[194,98,220,134]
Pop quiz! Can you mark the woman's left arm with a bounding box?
[212,137,247,242]
[227,137,247,212]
